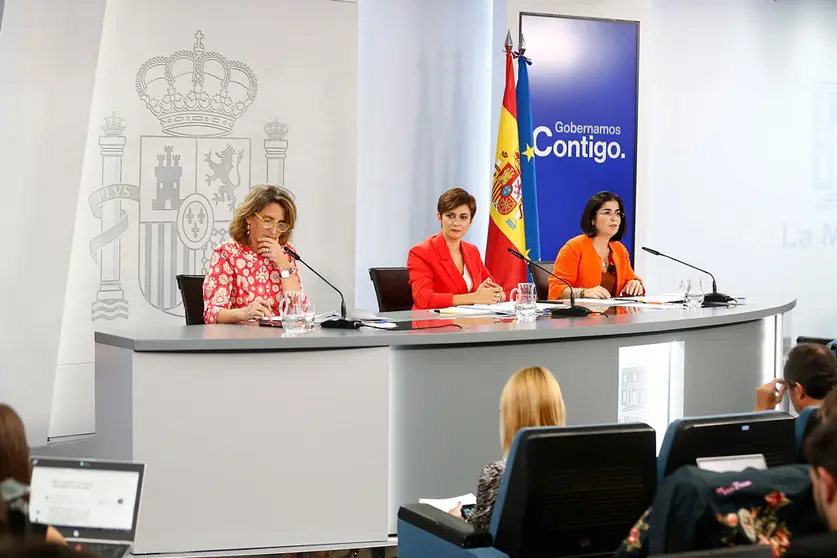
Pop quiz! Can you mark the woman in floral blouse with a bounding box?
[203,185,305,324]
[448,366,566,531]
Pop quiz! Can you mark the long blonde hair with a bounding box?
[229,184,297,246]
[499,366,566,456]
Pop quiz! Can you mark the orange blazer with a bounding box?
[547,234,644,299]
[407,233,496,310]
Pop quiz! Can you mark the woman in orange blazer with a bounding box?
[408,188,505,310]
[548,191,645,300]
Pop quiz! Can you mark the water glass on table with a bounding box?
[679,277,705,308]
[279,291,306,333]
[510,282,538,321]
[303,300,316,331]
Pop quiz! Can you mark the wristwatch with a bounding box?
[279,268,293,279]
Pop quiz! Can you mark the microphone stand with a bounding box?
[283,247,361,329]
[641,247,732,306]
[506,248,590,318]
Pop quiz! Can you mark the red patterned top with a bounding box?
[202,238,305,324]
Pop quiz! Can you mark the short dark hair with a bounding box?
[437,188,477,218]
[804,419,837,479]
[784,343,837,400]
[580,191,627,241]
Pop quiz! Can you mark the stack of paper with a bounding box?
[436,301,566,316]
[418,493,476,512]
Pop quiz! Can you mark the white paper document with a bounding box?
[360,320,396,329]
[437,302,566,316]
[435,306,508,316]
[418,493,476,512]
[615,293,685,304]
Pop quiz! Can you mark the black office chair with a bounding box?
[796,336,837,359]
[368,267,413,312]
[657,411,796,481]
[176,274,205,325]
[398,423,657,558]
[527,260,555,300]
[796,336,834,345]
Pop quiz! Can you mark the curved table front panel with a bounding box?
[92,297,794,556]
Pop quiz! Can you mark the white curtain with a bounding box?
[354,0,505,311]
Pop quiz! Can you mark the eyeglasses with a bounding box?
[255,212,290,233]
[597,210,623,220]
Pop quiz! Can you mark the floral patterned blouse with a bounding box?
[202,238,305,324]
[469,458,506,532]
[615,464,826,558]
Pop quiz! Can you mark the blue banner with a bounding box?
[520,13,639,261]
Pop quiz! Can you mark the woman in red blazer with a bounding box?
[408,188,504,310]
[548,191,645,300]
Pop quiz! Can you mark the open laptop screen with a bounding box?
[696,454,767,474]
[28,458,144,541]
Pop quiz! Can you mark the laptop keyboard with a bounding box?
[72,542,131,558]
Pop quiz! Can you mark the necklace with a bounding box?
[594,244,611,272]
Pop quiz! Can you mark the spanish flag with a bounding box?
[486,32,527,294]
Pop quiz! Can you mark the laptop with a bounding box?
[28,457,145,558]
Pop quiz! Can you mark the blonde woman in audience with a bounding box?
[0,405,64,545]
[449,366,566,530]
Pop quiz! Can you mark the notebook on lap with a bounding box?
[28,458,144,558]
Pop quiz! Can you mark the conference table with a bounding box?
[90,296,793,556]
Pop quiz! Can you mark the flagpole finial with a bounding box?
[505,30,513,50]
[518,32,527,55]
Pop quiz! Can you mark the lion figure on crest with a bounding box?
[204,144,244,211]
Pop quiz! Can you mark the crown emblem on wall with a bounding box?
[135,30,259,137]
[101,111,127,136]
[264,118,288,140]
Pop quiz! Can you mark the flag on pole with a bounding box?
[516,35,541,262]
[486,31,528,294]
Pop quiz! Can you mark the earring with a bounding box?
[246,224,250,235]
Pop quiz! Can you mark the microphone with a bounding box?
[506,248,590,318]
[641,246,732,305]
[283,247,361,329]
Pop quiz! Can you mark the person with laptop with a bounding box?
[27,458,145,558]
[754,343,837,413]
[0,405,64,546]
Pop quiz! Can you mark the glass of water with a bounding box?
[511,282,538,321]
[680,277,705,308]
[279,291,306,333]
[303,299,316,331]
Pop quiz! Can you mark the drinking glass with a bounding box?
[278,291,306,333]
[303,299,317,331]
[510,282,538,321]
[680,277,705,308]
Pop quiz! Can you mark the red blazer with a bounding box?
[407,233,496,310]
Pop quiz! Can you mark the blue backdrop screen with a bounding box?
[520,13,639,260]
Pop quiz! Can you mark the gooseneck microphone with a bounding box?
[641,246,732,305]
[506,248,590,318]
[283,247,361,329]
